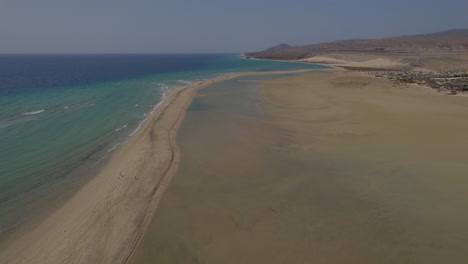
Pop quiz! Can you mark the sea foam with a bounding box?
[22,110,45,115]
[128,89,170,138]
[115,124,128,132]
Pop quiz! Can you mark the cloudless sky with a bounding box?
[0,0,467,53]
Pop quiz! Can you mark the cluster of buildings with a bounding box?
[372,71,438,79]
[369,71,468,95]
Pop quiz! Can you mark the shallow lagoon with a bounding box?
[134,72,468,263]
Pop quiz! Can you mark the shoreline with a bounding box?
[249,57,468,96]
[0,69,315,264]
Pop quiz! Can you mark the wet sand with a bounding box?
[0,70,311,264]
[133,69,468,263]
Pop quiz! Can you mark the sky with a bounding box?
[0,0,467,54]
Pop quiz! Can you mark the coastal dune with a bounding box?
[300,56,410,71]
[0,70,311,264]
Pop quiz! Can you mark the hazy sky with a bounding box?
[1,0,467,53]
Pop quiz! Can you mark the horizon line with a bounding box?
[0,52,243,56]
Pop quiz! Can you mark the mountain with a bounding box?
[263,43,293,52]
[246,29,468,60]
[411,29,468,38]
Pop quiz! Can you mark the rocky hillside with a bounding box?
[246,29,468,60]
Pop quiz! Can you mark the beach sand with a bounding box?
[299,52,468,72]
[133,69,468,263]
[0,70,311,264]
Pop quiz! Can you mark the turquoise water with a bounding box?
[0,54,328,235]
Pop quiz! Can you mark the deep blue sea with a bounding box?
[0,54,328,234]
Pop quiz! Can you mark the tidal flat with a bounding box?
[134,70,468,264]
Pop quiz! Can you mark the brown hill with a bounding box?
[246,29,468,60]
[263,43,293,52]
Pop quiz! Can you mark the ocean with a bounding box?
[0,54,327,235]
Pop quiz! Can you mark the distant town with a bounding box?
[369,71,468,95]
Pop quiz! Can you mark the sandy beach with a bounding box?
[298,52,468,72]
[2,1,467,263]
[0,70,312,264]
[3,67,468,263]
[133,69,468,263]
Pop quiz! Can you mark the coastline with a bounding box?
[249,57,468,96]
[0,69,314,264]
